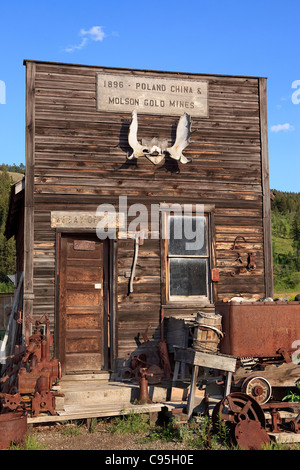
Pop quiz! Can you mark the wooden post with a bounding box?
[23,61,36,323]
[186,365,199,418]
[172,361,180,385]
[259,77,274,298]
[224,371,233,397]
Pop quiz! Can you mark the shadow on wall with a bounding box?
[117,318,192,388]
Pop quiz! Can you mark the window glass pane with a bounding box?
[169,258,207,297]
[168,216,207,255]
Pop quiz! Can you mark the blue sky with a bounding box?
[0,0,299,192]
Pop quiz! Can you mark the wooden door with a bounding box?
[59,234,105,374]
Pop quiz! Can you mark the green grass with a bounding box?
[60,422,84,436]
[110,411,150,434]
[144,419,187,443]
[8,414,300,451]
[9,434,46,450]
[262,441,291,451]
[272,209,300,296]
[7,171,24,183]
[273,235,294,256]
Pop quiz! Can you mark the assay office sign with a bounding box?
[97,73,208,117]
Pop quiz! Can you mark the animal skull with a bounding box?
[127,111,191,165]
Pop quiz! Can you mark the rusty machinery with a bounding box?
[0,314,62,417]
[211,391,300,449]
[211,392,271,450]
[122,315,173,403]
[215,301,300,401]
[208,301,300,447]
[125,317,172,384]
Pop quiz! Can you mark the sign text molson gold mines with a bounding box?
[97,73,208,117]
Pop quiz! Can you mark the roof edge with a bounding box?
[23,59,268,80]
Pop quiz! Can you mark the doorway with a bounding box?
[58,234,110,374]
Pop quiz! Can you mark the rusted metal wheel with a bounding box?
[212,392,266,430]
[234,419,270,450]
[241,376,272,405]
[212,392,268,448]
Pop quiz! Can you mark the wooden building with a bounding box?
[6,60,273,377]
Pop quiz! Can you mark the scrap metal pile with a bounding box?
[211,391,300,449]
[207,301,300,449]
[0,314,62,417]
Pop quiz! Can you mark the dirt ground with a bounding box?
[31,421,188,451]
[28,418,300,452]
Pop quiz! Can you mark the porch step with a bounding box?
[60,371,111,382]
[28,401,181,424]
[55,375,170,408]
[59,382,140,406]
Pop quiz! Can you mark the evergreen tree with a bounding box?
[292,212,300,270]
[0,165,16,291]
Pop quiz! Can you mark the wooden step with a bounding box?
[28,401,180,424]
[60,371,111,382]
[54,377,170,408]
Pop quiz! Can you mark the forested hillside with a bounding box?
[0,164,299,296]
[0,164,25,292]
[271,190,300,296]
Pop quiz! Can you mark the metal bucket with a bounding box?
[193,311,223,353]
[0,412,27,449]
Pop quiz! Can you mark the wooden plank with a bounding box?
[186,365,199,417]
[259,78,273,298]
[174,347,237,372]
[24,61,36,322]
[27,402,175,424]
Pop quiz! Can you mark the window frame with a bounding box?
[160,204,216,307]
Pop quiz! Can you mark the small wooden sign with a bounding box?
[73,240,96,251]
[51,211,124,229]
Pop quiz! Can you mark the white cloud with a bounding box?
[80,26,106,42]
[64,38,88,53]
[270,123,295,133]
[64,26,105,53]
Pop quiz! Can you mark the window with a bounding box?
[161,206,215,305]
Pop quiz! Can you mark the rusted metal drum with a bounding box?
[193,311,223,353]
[216,301,300,358]
[0,412,27,449]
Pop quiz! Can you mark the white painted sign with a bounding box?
[51,211,124,229]
[97,73,208,117]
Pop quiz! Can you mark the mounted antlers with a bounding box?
[127,111,191,165]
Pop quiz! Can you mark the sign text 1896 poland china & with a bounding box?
[97,73,208,117]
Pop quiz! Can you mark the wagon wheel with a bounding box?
[212,392,266,430]
[241,376,272,405]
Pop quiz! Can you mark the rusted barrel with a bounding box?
[0,412,27,449]
[193,311,223,353]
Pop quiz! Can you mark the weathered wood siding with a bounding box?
[24,61,272,362]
